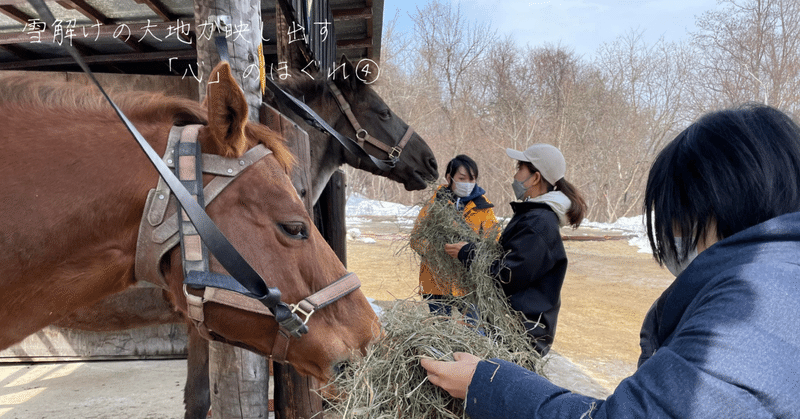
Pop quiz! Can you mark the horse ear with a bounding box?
[205,62,248,157]
[332,54,358,90]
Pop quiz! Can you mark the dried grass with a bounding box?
[322,187,544,418]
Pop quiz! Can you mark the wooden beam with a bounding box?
[0,48,196,70]
[0,4,33,24]
[337,37,372,49]
[365,0,374,60]
[0,21,194,45]
[260,7,373,24]
[331,7,372,21]
[133,0,175,22]
[0,43,40,60]
[56,0,112,25]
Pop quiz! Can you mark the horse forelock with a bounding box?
[244,122,295,172]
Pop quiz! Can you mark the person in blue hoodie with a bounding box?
[421,104,800,418]
[443,144,587,356]
[412,155,498,316]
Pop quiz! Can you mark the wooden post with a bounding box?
[314,170,347,266]
[194,0,269,417]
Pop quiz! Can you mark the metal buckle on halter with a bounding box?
[289,303,315,325]
[356,129,368,142]
[389,146,402,160]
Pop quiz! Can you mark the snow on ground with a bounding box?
[345,195,652,253]
[582,215,651,253]
[346,194,420,218]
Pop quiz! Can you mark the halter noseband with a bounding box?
[135,124,363,362]
[328,81,415,162]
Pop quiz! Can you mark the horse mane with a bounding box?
[0,74,293,170]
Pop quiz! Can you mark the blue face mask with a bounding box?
[664,237,698,277]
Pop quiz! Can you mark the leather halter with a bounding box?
[135,124,363,362]
[28,0,362,364]
[328,81,415,161]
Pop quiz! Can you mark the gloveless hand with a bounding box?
[420,352,480,399]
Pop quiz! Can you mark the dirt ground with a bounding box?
[0,217,674,418]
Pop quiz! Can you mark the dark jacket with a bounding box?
[465,211,800,419]
[458,200,567,355]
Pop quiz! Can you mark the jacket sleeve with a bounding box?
[483,208,501,240]
[465,272,797,419]
[459,215,556,296]
[466,348,780,419]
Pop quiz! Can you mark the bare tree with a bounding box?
[588,29,692,221]
[691,0,800,115]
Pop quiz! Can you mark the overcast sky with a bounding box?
[382,0,724,59]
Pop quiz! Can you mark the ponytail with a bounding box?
[554,178,586,228]
[520,161,587,227]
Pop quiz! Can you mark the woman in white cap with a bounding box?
[423,105,800,418]
[443,143,586,356]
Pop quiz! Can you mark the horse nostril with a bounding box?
[333,361,350,377]
[427,157,438,175]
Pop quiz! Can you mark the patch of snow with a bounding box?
[582,215,651,253]
[346,195,653,253]
[346,194,420,217]
[367,297,383,317]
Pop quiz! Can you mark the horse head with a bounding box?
[276,55,439,204]
[162,62,380,380]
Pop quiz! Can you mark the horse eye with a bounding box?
[378,109,391,120]
[279,222,308,239]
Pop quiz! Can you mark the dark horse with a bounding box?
[45,55,438,418]
[276,55,439,204]
[0,62,380,388]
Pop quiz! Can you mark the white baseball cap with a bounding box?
[506,144,566,186]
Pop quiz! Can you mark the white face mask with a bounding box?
[452,181,476,197]
[664,237,698,277]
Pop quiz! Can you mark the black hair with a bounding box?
[517,161,587,228]
[645,104,800,265]
[445,154,478,182]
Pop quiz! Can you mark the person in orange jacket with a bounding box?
[411,154,498,315]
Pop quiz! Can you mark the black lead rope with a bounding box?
[262,73,399,171]
[29,0,308,337]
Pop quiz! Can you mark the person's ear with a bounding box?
[530,171,542,186]
[445,174,452,185]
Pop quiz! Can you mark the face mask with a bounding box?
[452,181,475,197]
[664,237,698,277]
[511,174,532,200]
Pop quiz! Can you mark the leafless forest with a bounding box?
[345,0,800,221]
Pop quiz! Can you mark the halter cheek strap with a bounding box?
[328,82,415,161]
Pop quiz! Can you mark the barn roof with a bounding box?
[0,0,384,75]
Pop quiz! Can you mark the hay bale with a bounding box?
[323,187,544,418]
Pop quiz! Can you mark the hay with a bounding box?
[323,187,544,418]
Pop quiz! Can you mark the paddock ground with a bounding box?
[0,218,673,418]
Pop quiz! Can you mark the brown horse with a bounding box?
[45,55,437,418]
[0,62,379,381]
